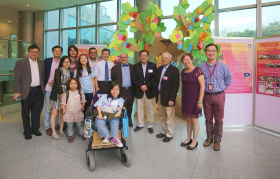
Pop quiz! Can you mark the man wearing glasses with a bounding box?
[111,52,134,127]
[43,45,63,136]
[132,50,157,133]
[88,47,99,70]
[14,45,45,140]
[199,43,232,151]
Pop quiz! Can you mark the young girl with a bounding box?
[61,77,87,143]
[74,54,95,117]
[49,56,73,140]
[94,81,125,147]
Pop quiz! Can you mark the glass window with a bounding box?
[79,27,96,44]
[187,0,207,13]
[45,10,59,30]
[61,29,76,55]
[161,0,180,16]
[262,5,280,36]
[98,0,117,24]
[45,31,59,58]
[61,7,77,28]
[99,25,117,45]
[80,4,96,26]
[219,0,256,9]
[161,18,177,39]
[262,0,279,3]
[121,0,135,6]
[219,9,256,37]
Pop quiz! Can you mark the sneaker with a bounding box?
[103,135,110,144]
[111,137,123,147]
[68,136,74,143]
[81,135,86,140]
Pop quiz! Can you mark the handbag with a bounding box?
[83,117,93,138]
[122,109,129,138]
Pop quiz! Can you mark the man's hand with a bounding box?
[13,93,21,100]
[141,85,148,92]
[48,80,54,87]
[168,101,174,106]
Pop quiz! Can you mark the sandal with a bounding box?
[51,136,61,140]
[59,132,67,137]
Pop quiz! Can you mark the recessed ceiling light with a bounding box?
[8,20,11,22]
[27,5,29,6]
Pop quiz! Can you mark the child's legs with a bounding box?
[95,118,109,138]
[67,122,74,137]
[84,93,93,117]
[109,118,120,138]
[75,121,84,136]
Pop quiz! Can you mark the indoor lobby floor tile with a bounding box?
[1,111,280,179]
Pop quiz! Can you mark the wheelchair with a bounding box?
[85,105,131,171]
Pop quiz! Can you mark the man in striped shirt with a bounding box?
[199,43,232,151]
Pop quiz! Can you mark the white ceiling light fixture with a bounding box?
[8,20,11,22]
[27,5,30,6]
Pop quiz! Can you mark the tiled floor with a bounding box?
[1,110,280,179]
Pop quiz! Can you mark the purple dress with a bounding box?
[181,67,204,118]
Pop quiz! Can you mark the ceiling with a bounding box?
[0,0,110,11]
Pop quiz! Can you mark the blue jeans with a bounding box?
[67,121,84,137]
[44,91,58,129]
[95,118,120,138]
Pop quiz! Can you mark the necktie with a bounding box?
[105,61,109,82]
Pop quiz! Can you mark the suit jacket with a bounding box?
[155,64,179,107]
[132,61,157,99]
[111,63,134,92]
[14,58,45,100]
[44,57,62,87]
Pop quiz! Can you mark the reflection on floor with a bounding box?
[1,110,280,179]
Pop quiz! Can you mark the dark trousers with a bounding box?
[122,88,134,124]
[84,93,93,118]
[98,81,111,94]
[21,87,44,135]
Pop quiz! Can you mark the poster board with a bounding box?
[255,36,280,133]
[214,37,254,126]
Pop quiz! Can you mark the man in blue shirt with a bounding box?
[111,53,134,127]
[199,43,232,151]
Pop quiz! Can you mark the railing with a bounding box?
[0,38,33,58]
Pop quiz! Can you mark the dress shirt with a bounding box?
[89,58,98,71]
[158,64,170,91]
[142,62,147,78]
[95,59,114,81]
[29,58,40,87]
[121,63,131,87]
[45,58,60,92]
[199,60,232,93]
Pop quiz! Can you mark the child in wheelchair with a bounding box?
[93,81,125,147]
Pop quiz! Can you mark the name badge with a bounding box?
[75,95,81,99]
[84,71,88,75]
[148,69,153,73]
[163,76,168,80]
[208,84,213,91]
[109,69,112,71]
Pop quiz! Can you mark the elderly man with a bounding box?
[14,45,45,140]
[111,53,134,127]
[199,43,232,151]
[155,52,179,142]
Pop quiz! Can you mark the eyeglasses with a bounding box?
[206,50,217,53]
[162,58,169,60]
[111,89,120,92]
[29,51,39,54]
[63,61,70,64]
[120,57,128,59]
[89,52,97,54]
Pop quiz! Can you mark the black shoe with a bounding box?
[24,134,32,140]
[180,139,192,146]
[129,123,133,128]
[156,133,166,138]
[187,142,198,150]
[32,130,42,136]
[134,126,143,132]
[148,128,154,134]
[163,136,173,142]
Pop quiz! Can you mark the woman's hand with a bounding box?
[97,114,103,120]
[197,102,202,109]
[81,106,84,111]
[60,93,64,99]
[62,109,66,115]
[114,111,121,118]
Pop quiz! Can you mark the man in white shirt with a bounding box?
[94,49,114,94]
[88,47,98,70]
[14,45,45,140]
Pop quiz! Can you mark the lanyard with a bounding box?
[206,61,218,78]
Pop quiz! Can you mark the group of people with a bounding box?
[13,43,231,151]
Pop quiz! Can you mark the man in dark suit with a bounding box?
[132,50,157,134]
[13,45,45,140]
[155,51,179,142]
[111,52,134,127]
